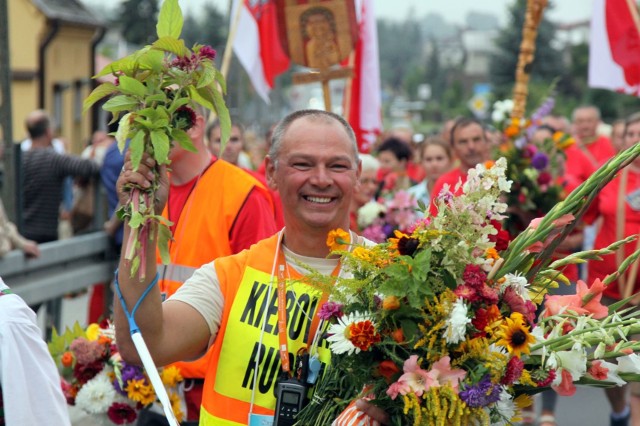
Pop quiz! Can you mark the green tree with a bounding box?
[489,0,564,100]
[116,0,159,46]
[182,4,227,51]
[377,17,423,92]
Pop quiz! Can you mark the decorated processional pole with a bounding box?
[276,0,358,112]
[510,0,549,120]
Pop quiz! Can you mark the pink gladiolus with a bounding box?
[552,369,577,396]
[395,355,432,397]
[529,214,575,230]
[426,356,467,393]
[544,279,608,320]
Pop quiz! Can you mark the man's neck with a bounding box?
[29,136,51,149]
[579,135,598,146]
[170,152,212,185]
[283,226,345,258]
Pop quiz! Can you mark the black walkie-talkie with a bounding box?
[273,378,307,426]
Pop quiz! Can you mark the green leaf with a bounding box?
[156,0,183,39]
[197,63,216,88]
[129,211,144,229]
[210,87,231,154]
[137,49,165,73]
[103,95,139,113]
[152,36,188,57]
[171,128,197,152]
[212,67,227,94]
[117,75,147,97]
[116,113,132,152]
[151,129,171,165]
[94,55,137,78]
[129,130,146,170]
[157,223,173,265]
[168,97,190,114]
[83,82,118,112]
[145,92,168,104]
[188,85,214,111]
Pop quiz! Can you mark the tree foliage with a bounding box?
[489,0,563,99]
[116,0,160,46]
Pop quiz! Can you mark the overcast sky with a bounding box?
[85,0,593,26]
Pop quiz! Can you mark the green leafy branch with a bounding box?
[82,0,231,279]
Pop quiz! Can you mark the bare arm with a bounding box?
[113,153,210,367]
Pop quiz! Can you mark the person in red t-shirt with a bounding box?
[429,117,492,216]
[572,105,616,168]
[208,120,285,229]
[584,112,640,426]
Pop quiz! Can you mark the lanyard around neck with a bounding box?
[276,237,343,374]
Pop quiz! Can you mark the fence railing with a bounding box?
[0,231,116,331]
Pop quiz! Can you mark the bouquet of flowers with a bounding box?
[358,191,419,243]
[492,97,575,236]
[48,321,184,425]
[296,144,640,426]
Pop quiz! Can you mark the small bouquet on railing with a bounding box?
[492,97,575,236]
[295,143,640,426]
[48,321,185,425]
[82,0,230,279]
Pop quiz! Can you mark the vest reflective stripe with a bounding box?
[199,408,245,426]
[157,264,198,284]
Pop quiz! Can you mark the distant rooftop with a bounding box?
[31,0,103,27]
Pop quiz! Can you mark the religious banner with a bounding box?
[276,0,358,70]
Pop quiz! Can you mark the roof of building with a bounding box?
[31,0,103,28]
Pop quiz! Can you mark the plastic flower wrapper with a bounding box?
[48,320,185,424]
[295,143,640,426]
[494,96,575,236]
[82,0,230,279]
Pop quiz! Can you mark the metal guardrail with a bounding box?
[0,231,115,306]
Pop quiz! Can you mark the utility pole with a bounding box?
[0,0,17,223]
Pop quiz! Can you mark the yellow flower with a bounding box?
[169,391,184,423]
[326,228,350,252]
[496,312,535,357]
[85,323,100,341]
[160,366,183,388]
[126,378,156,406]
[352,246,372,262]
[552,131,576,150]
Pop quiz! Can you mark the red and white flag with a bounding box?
[347,0,382,153]
[231,0,290,103]
[589,0,640,95]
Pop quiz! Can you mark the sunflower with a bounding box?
[495,312,535,357]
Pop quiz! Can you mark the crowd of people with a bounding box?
[0,102,639,426]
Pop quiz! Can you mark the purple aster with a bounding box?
[114,363,145,395]
[459,375,502,408]
[531,152,549,170]
[317,301,344,320]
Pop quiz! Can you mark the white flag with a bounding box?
[589,0,640,96]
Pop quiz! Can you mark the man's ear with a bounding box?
[265,155,277,190]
